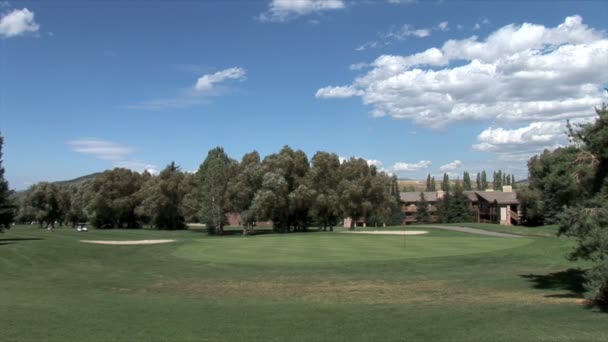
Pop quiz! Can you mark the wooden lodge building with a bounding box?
[399,186,520,226]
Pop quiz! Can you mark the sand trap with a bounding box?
[343,231,428,236]
[81,239,175,245]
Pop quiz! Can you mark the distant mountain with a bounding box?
[11,172,102,200]
[54,172,102,186]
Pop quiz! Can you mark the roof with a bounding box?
[464,191,478,202]
[400,192,437,203]
[475,191,519,205]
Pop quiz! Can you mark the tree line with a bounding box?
[423,170,516,192]
[14,146,403,233]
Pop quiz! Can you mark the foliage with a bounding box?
[441,173,450,192]
[199,147,236,235]
[87,168,144,228]
[463,171,472,191]
[557,103,608,304]
[149,162,187,230]
[416,192,431,224]
[0,133,16,229]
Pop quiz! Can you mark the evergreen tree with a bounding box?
[463,171,472,190]
[425,174,432,192]
[480,170,488,190]
[476,172,481,190]
[506,174,511,186]
[430,176,436,191]
[0,133,16,229]
[502,172,507,188]
[441,173,450,192]
[416,192,430,224]
[511,174,517,189]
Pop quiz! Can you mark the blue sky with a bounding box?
[1,0,607,190]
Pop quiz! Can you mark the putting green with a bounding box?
[173,233,533,264]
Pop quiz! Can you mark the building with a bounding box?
[400,186,520,226]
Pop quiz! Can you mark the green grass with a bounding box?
[1,224,606,341]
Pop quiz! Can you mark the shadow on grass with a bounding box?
[521,269,607,313]
[0,237,43,242]
[0,237,42,246]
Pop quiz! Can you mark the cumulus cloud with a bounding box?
[0,7,39,38]
[195,67,246,92]
[473,121,566,152]
[258,0,345,22]
[439,160,462,172]
[319,15,607,129]
[393,160,431,171]
[68,138,157,174]
[366,159,383,167]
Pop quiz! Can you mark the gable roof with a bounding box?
[400,192,437,202]
[475,191,519,205]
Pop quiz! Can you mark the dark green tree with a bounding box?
[308,151,341,231]
[480,170,488,190]
[416,192,430,224]
[425,174,432,191]
[463,171,472,190]
[558,103,608,304]
[441,173,450,192]
[150,162,187,230]
[0,133,16,229]
[429,176,436,191]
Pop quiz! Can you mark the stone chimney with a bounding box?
[502,185,513,193]
[436,190,445,199]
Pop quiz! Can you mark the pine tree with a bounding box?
[476,172,481,190]
[480,170,488,190]
[0,132,16,229]
[512,174,516,189]
[506,174,511,186]
[430,176,436,191]
[416,192,430,224]
[442,173,450,192]
[463,171,472,190]
[425,174,431,191]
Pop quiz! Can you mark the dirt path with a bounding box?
[418,225,523,238]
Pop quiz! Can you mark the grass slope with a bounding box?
[1,225,606,341]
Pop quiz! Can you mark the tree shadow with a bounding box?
[521,268,607,313]
[0,237,43,242]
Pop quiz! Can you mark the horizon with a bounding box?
[1,0,607,190]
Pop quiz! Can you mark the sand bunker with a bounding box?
[344,231,428,236]
[81,239,175,245]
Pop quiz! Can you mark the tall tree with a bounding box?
[425,174,432,191]
[226,151,264,234]
[511,174,517,189]
[308,151,341,231]
[463,171,472,191]
[558,103,608,304]
[429,176,436,191]
[476,172,481,190]
[416,192,430,224]
[480,170,488,190]
[441,173,450,192]
[0,133,16,229]
[337,158,372,230]
[199,147,235,235]
[150,162,187,230]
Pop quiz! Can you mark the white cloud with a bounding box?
[393,160,431,171]
[68,138,157,174]
[0,8,39,38]
[350,62,369,70]
[68,139,134,161]
[356,21,452,51]
[439,160,462,172]
[388,0,417,4]
[195,67,246,92]
[319,15,607,129]
[366,159,383,167]
[315,85,363,98]
[258,0,345,22]
[472,121,566,152]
